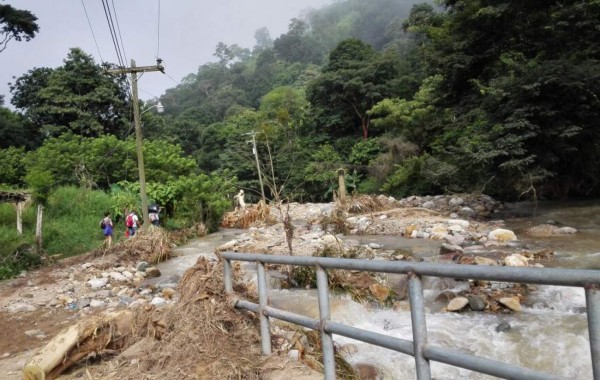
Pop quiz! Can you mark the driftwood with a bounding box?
[23,310,133,380]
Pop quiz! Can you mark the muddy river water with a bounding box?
[161,201,600,379]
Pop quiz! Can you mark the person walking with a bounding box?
[100,212,114,247]
[125,210,139,237]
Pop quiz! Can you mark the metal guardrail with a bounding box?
[220,252,600,380]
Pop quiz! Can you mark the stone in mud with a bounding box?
[321,234,338,245]
[145,266,161,278]
[504,254,529,267]
[122,270,134,280]
[447,224,464,233]
[216,239,237,252]
[459,207,476,217]
[557,227,577,234]
[422,201,435,208]
[444,234,465,246]
[449,197,464,206]
[76,298,91,309]
[8,303,36,313]
[136,261,149,272]
[435,290,456,303]
[499,297,521,312]
[25,329,46,339]
[488,228,517,242]
[118,296,134,305]
[446,296,469,311]
[405,225,417,236]
[474,256,497,266]
[468,296,486,311]
[151,296,166,306]
[109,272,127,282]
[90,299,106,308]
[496,322,511,333]
[431,225,448,238]
[88,277,108,289]
[440,243,463,254]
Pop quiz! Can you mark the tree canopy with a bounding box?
[0,4,38,53]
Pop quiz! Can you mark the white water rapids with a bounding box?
[158,201,600,379]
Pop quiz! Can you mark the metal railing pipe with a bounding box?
[220,252,600,287]
[221,252,599,379]
[317,265,336,380]
[409,273,431,379]
[263,306,320,330]
[223,259,233,293]
[586,284,600,380]
[325,321,414,356]
[257,261,272,355]
[423,344,564,380]
[235,299,259,313]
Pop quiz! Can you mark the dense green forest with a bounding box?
[2,0,599,206]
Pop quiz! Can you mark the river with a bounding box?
[161,201,600,379]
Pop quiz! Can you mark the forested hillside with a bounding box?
[2,0,599,206]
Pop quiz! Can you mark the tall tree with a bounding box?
[405,0,600,198]
[307,39,402,139]
[10,48,130,139]
[0,4,39,53]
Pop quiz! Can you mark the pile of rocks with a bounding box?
[3,259,178,316]
[398,194,502,218]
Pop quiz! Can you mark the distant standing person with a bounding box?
[101,212,113,247]
[149,206,160,226]
[126,210,139,237]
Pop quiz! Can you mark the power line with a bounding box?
[165,72,180,86]
[110,0,128,63]
[80,0,104,63]
[139,88,158,98]
[101,0,125,67]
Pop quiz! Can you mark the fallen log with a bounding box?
[23,310,133,380]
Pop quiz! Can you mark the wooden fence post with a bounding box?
[337,168,346,202]
[16,201,23,235]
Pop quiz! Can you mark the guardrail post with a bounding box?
[316,265,336,379]
[257,261,272,355]
[409,272,431,380]
[586,284,600,380]
[223,259,233,293]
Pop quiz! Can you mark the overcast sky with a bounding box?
[1,0,332,106]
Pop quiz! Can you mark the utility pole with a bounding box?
[248,132,266,202]
[107,59,164,231]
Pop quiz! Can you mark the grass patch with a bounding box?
[0,187,117,278]
[43,186,116,257]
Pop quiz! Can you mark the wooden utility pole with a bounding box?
[250,132,266,202]
[107,59,164,231]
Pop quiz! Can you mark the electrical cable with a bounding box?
[110,0,128,64]
[139,88,158,98]
[165,72,180,85]
[101,0,125,67]
[80,0,104,63]
[104,0,126,67]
